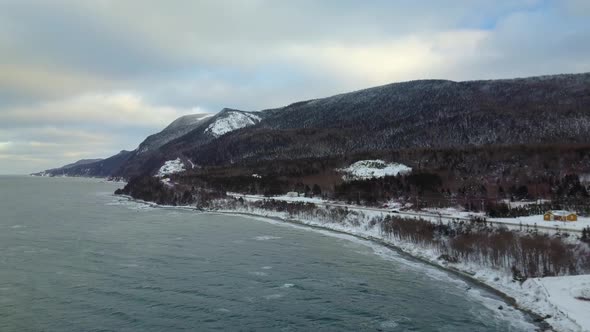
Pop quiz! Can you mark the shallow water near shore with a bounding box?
[0,176,538,331]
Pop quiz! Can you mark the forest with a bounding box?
[117,142,590,219]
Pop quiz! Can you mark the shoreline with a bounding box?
[212,210,552,330]
[115,194,556,331]
[28,174,128,185]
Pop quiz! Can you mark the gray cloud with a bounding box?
[0,0,589,173]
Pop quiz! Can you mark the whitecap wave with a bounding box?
[254,235,282,241]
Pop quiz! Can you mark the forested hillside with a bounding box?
[36,73,590,181]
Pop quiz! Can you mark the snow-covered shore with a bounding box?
[211,202,589,332]
[114,194,590,331]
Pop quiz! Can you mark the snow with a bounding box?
[500,199,552,208]
[156,158,185,177]
[489,214,590,232]
[339,160,411,180]
[538,275,590,330]
[188,159,196,169]
[206,111,261,137]
[228,193,326,204]
[137,113,214,154]
[160,177,174,187]
[421,206,485,219]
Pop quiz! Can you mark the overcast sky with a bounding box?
[1,0,589,174]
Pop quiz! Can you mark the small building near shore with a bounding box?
[286,192,300,197]
[544,210,577,222]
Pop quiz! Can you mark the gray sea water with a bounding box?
[0,176,537,331]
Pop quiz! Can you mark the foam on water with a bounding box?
[263,293,283,300]
[254,235,282,241]
[379,319,399,329]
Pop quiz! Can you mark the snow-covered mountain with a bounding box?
[137,113,213,154]
[205,110,261,137]
[113,108,264,177]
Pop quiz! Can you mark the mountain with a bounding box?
[34,109,264,178]
[32,158,103,176]
[57,158,104,170]
[173,73,590,168]
[111,108,264,177]
[137,113,213,154]
[33,151,133,177]
[36,73,590,179]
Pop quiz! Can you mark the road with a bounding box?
[230,193,584,234]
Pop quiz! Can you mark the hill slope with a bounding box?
[176,73,590,167]
[36,73,590,178]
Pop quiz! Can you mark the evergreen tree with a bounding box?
[312,184,322,197]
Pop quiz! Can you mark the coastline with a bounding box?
[213,210,554,330]
[29,174,128,185]
[114,194,573,331]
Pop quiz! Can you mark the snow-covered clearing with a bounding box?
[500,199,552,208]
[421,206,590,232]
[156,158,185,177]
[339,160,411,180]
[229,193,325,204]
[206,112,261,137]
[489,214,590,232]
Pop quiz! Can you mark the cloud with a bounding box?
[280,30,489,86]
[0,0,551,102]
[0,92,210,174]
[0,0,589,173]
[0,92,205,129]
[0,141,14,151]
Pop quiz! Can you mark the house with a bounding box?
[286,192,299,198]
[544,210,577,222]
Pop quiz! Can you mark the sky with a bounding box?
[1,0,589,174]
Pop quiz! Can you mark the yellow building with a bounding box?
[544,210,577,222]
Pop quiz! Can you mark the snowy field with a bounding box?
[489,214,590,232]
[421,206,590,232]
[156,158,185,177]
[338,160,411,180]
[538,275,590,330]
[206,111,261,137]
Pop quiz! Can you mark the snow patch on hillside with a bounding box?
[206,112,261,137]
[339,160,412,180]
[156,158,185,177]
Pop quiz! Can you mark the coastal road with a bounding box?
[230,194,584,234]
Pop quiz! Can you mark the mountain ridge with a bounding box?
[35,72,590,179]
